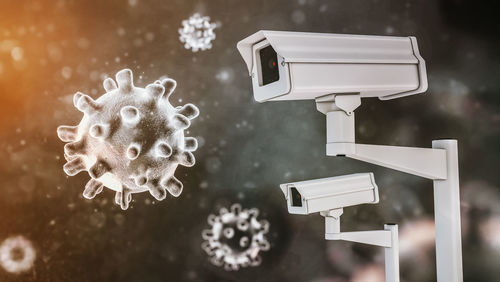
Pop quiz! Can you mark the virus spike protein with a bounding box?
[57,68,199,210]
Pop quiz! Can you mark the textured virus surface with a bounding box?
[0,236,36,274]
[201,204,270,271]
[57,69,199,210]
[178,13,216,52]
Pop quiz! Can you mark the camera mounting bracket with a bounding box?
[316,96,462,282]
[315,93,361,115]
[320,208,400,282]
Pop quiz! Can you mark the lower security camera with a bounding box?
[279,173,379,215]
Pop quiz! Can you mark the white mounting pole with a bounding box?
[432,140,463,282]
[384,224,399,282]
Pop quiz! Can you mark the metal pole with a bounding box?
[384,224,400,282]
[432,139,463,282]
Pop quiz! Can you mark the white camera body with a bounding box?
[237,30,427,102]
[279,173,379,215]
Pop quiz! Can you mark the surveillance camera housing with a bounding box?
[237,30,427,102]
[280,173,379,215]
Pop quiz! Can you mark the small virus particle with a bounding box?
[0,236,36,274]
[178,13,216,52]
[57,69,199,210]
[215,68,234,83]
[201,204,270,271]
[10,46,24,61]
[291,10,306,25]
[385,26,395,34]
[61,66,72,80]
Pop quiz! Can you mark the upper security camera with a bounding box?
[279,173,379,215]
[236,30,427,102]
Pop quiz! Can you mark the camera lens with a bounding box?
[259,45,279,86]
[290,187,302,207]
[268,58,276,69]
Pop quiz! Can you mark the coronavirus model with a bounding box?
[57,69,199,210]
[201,204,271,271]
[178,13,216,52]
[0,236,36,274]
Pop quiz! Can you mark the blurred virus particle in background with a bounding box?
[479,215,500,251]
[350,264,385,282]
[201,204,271,271]
[215,67,235,84]
[178,13,216,52]
[326,242,359,274]
[309,278,347,282]
[57,69,199,210]
[399,219,435,260]
[0,236,36,274]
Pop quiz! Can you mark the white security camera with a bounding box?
[279,173,379,215]
[280,173,400,282]
[238,30,430,157]
[237,30,427,102]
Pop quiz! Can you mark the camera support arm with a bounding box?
[336,143,447,180]
[321,208,399,282]
[316,94,463,282]
[316,93,448,180]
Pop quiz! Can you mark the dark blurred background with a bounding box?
[0,0,499,281]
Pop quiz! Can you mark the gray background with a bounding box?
[0,0,499,281]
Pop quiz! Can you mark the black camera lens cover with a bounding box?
[259,45,280,86]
